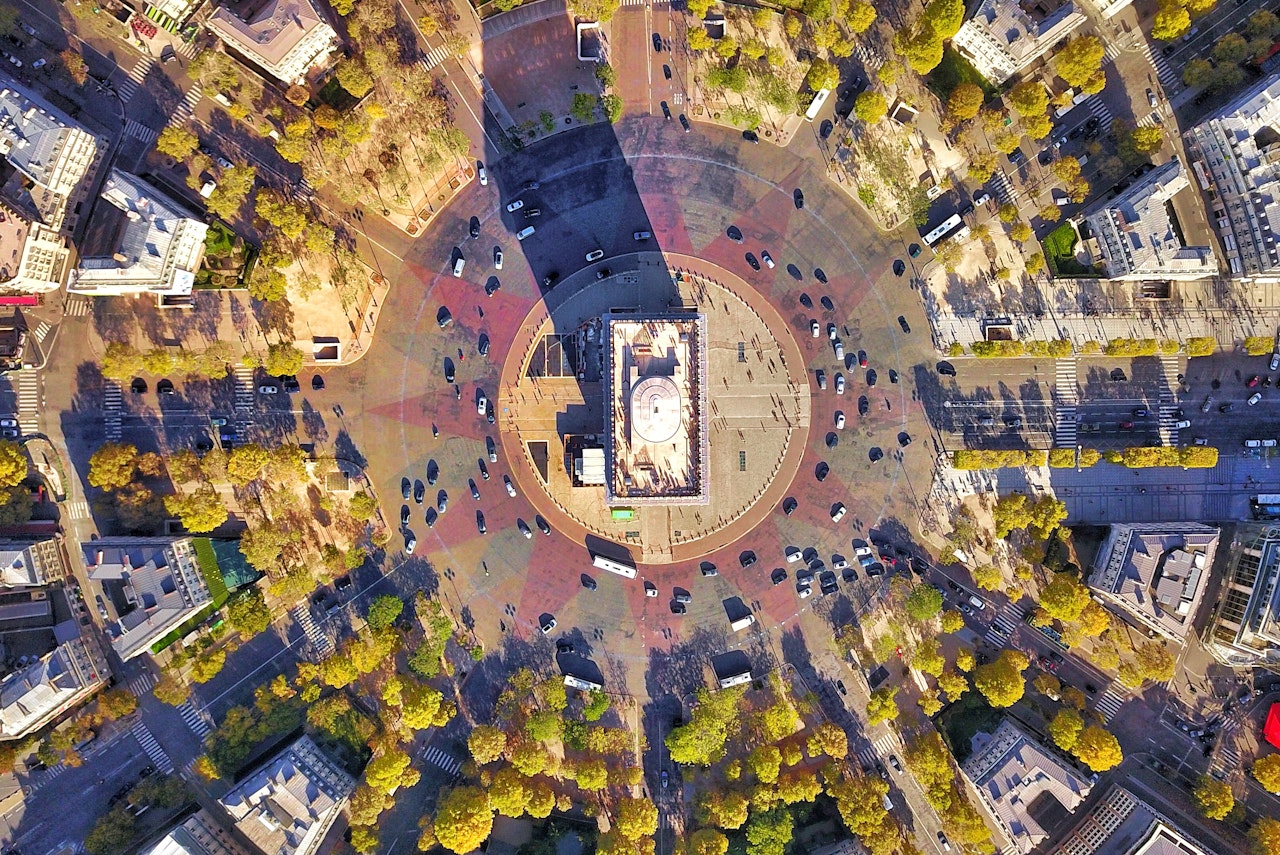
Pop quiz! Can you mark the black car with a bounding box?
[888,755,902,773]
[444,362,455,383]
[898,315,910,333]
[771,567,787,585]
[478,459,490,480]
[892,259,905,276]
[556,640,574,653]
[679,114,691,133]
[727,225,744,244]
[542,272,559,289]
[427,461,439,485]
[782,497,798,515]
[469,479,480,500]
[835,680,847,695]
[908,243,921,258]
[663,64,671,79]
[799,293,813,308]
[858,395,869,416]
[937,361,956,376]
[536,516,552,535]
[866,369,877,387]
[703,561,721,575]
[661,101,672,120]
[739,552,756,569]
[400,505,410,526]
[745,252,761,270]
[582,575,598,591]
[742,129,759,143]
[311,374,325,390]
[469,217,480,239]
[888,370,899,383]
[476,511,487,534]
[413,480,424,503]
[652,32,663,52]
[819,119,833,139]
[814,268,828,283]
[484,278,501,296]
[1219,402,1235,413]
[816,461,830,481]
[794,188,805,209]
[401,477,411,499]
[671,601,686,614]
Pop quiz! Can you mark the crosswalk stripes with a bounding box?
[1054,407,1077,448]
[177,700,213,738]
[103,379,122,441]
[124,118,160,145]
[130,720,175,774]
[169,83,202,127]
[1055,358,1078,404]
[118,57,155,103]
[852,734,899,771]
[31,321,49,343]
[990,168,1015,204]
[419,44,452,72]
[64,297,91,317]
[1136,38,1180,92]
[291,176,314,204]
[620,0,646,6]
[1079,96,1113,135]
[291,603,334,657]
[175,39,198,60]
[233,366,255,441]
[24,762,67,793]
[419,744,462,776]
[1102,40,1122,64]
[1213,741,1240,773]
[983,602,1025,647]
[1094,688,1126,723]
[14,368,39,434]
[64,499,89,519]
[126,670,156,697]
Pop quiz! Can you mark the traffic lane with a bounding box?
[1155,0,1272,69]
[610,5,651,114]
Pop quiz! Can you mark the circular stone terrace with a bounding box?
[497,253,811,564]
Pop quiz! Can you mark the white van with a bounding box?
[517,226,535,241]
[730,615,755,632]
[200,180,216,199]
[452,257,465,277]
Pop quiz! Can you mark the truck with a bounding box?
[730,614,756,632]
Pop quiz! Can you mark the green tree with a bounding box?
[904,584,944,621]
[227,587,272,636]
[85,806,137,855]
[807,721,848,758]
[806,59,840,92]
[1248,9,1280,38]
[1252,754,1280,793]
[1010,222,1033,242]
[854,90,888,124]
[1193,775,1234,820]
[1212,32,1252,64]
[1048,707,1083,751]
[1129,126,1165,156]
[164,487,229,533]
[940,610,965,633]
[61,49,89,85]
[595,62,618,88]
[189,649,226,683]
[1055,35,1105,89]
[973,649,1028,707]
[923,0,964,37]
[238,525,293,573]
[747,745,783,784]
[336,58,374,97]
[366,594,404,630]
[1152,0,1191,40]
[88,443,137,491]
[434,786,493,854]
[846,0,876,32]
[467,725,507,765]
[227,444,271,485]
[571,92,597,123]
[156,126,200,160]
[205,165,256,221]
[1040,573,1091,622]
[263,343,305,377]
[973,564,1003,591]
[615,797,658,840]
[690,829,729,855]
[947,83,985,120]
[1074,725,1123,772]
[567,0,621,21]
[153,672,191,706]
[583,689,611,721]
[1251,817,1280,855]
[745,808,793,855]
[866,686,899,725]
[1007,80,1049,117]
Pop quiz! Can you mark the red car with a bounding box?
[1119,421,1134,429]
[858,350,868,368]
[1249,375,1262,388]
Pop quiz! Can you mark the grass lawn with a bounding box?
[1043,223,1098,277]
[935,692,1004,763]
[314,76,358,113]
[196,221,254,290]
[927,47,998,102]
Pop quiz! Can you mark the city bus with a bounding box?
[804,87,832,122]
[592,554,638,579]
[922,214,963,247]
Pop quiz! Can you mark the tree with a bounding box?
[947,83,985,121]
[1193,775,1234,820]
[1249,9,1280,38]
[238,526,293,573]
[206,165,256,220]
[156,126,199,160]
[227,444,271,485]
[489,766,530,817]
[227,587,272,637]
[1010,222,1033,242]
[846,1,876,31]
[400,681,447,730]
[1152,0,1191,40]
[567,0,621,21]
[573,758,608,790]
[61,49,89,85]
[867,686,899,725]
[85,806,137,855]
[1008,80,1049,117]
[911,637,945,677]
[941,610,964,633]
[747,745,783,784]
[164,488,229,533]
[806,59,840,93]
[1251,817,1280,855]
[903,584,944,621]
[972,565,1003,591]
[336,58,374,97]
[938,670,968,701]
[189,649,226,683]
[1048,707,1083,751]
[1185,0,1217,16]
[153,672,191,706]
[88,443,137,491]
[666,686,744,766]
[690,829,728,855]
[745,807,793,855]
[434,786,493,854]
[1055,36,1105,89]
[615,797,658,840]
[1040,573,1091,622]
[1253,754,1280,793]
[583,689,611,721]
[1212,32,1252,65]
[807,721,848,759]
[1074,725,1123,772]
[366,594,404,630]
[924,0,964,37]
[467,725,507,765]
[973,649,1028,708]
[854,90,888,124]
[1129,126,1165,156]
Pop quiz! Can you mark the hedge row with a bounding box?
[962,446,1218,470]
[964,337,1211,359]
[952,450,1049,469]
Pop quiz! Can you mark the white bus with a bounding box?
[592,554,637,579]
[804,88,832,122]
[922,213,963,247]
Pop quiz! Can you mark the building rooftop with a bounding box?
[604,313,709,506]
[208,0,334,75]
[82,538,212,661]
[961,718,1094,854]
[1047,783,1213,855]
[1089,523,1218,641]
[71,170,207,296]
[1082,159,1216,280]
[141,810,250,855]
[1207,523,1280,666]
[953,0,1086,83]
[219,735,355,855]
[0,636,107,739]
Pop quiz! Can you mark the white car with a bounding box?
[31,58,45,69]
[478,165,487,186]
[477,394,488,415]
[810,320,820,337]
[259,384,278,394]
[761,250,775,269]
[506,199,525,212]
[516,226,535,241]
[1250,392,1263,406]
[504,476,517,497]
[835,411,845,429]
[1245,440,1261,448]
[854,544,875,565]
[797,584,813,599]
[1173,419,1191,429]
[644,581,658,597]
[586,249,604,262]
[834,340,844,361]
[1270,351,1279,371]
[785,546,803,563]
[494,247,503,269]
[215,155,234,169]
[835,373,846,395]
[830,503,847,523]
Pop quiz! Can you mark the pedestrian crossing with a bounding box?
[103,379,122,441]
[1212,741,1240,773]
[25,762,67,792]
[177,700,213,738]
[989,168,1015,205]
[65,297,91,317]
[292,603,333,657]
[419,744,462,776]
[1094,687,1126,723]
[233,366,255,441]
[125,669,156,697]
[419,45,452,72]
[1137,38,1180,93]
[169,83,202,127]
[852,734,899,771]
[119,57,154,103]
[124,118,160,146]
[31,321,50,344]
[1077,96,1113,136]
[130,720,175,774]
[621,0,647,6]
[65,499,89,519]
[13,368,38,433]
[291,176,314,204]
[175,39,198,60]
[983,602,1025,647]
[1054,358,1078,447]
